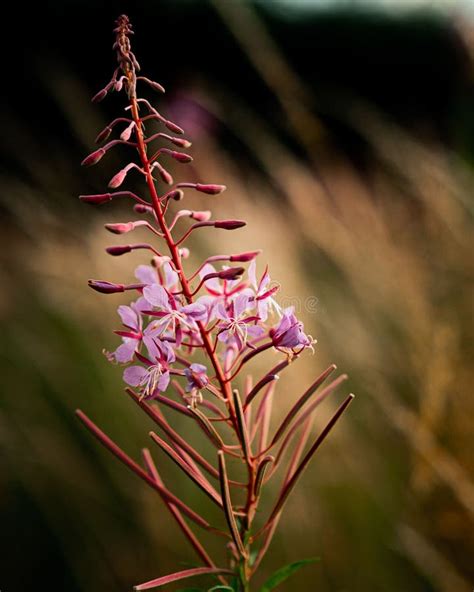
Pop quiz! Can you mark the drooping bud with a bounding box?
[120,122,135,142]
[88,280,125,294]
[230,250,261,262]
[152,162,173,185]
[104,222,135,234]
[95,126,113,144]
[168,189,184,201]
[190,210,212,222]
[218,267,245,280]
[115,77,125,92]
[79,193,113,205]
[91,88,108,103]
[81,148,106,167]
[106,245,133,256]
[165,150,193,164]
[138,76,166,93]
[168,136,192,149]
[195,184,227,195]
[133,203,154,215]
[214,219,247,230]
[165,120,185,135]
[108,168,128,189]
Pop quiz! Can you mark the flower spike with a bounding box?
[77,14,353,591]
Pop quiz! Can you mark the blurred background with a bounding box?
[1,0,473,590]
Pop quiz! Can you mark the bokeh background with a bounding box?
[1,1,473,590]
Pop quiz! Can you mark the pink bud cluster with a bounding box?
[77,14,353,591]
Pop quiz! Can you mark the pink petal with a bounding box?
[118,305,139,330]
[135,264,158,285]
[143,284,169,309]
[162,262,179,288]
[248,259,257,289]
[114,339,138,363]
[123,365,148,387]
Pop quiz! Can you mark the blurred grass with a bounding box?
[1,3,474,592]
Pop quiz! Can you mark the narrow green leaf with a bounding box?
[208,587,235,591]
[260,558,319,591]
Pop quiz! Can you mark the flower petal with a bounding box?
[114,338,138,363]
[123,365,148,387]
[143,284,169,309]
[135,264,158,285]
[118,305,139,330]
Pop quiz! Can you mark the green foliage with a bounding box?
[259,558,320,592]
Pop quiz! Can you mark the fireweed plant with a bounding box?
[77,15,354,592]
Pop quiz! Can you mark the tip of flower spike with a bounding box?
[214,219,246,230]
[81,148,106,167]
[88,280,125,294]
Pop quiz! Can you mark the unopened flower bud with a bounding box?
[195,184,227,195]
[108,168,128,189]
[88,280,125,294]
[91,88,108,103]
[230,250,261,262]
[120,122,135,142]
[155,164,173,185]
[133,203,154,214]
[165,120,184,135]
[104,222,135,234]
[214,219,246,230]
[170,137,192,149]
[115,78,124,92]
[79,193,112,205]
[169,150,193,164]
[191,210,212,222]
[106,245,132,256]
[140,77,166,93]
[168,189,184,201]
[95,126,112,144]
[218,267,245,280]
[81,148,106,167]
[179,247,190,259]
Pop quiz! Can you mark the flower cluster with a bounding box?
[77,15,352,592]
[105,258,313,401]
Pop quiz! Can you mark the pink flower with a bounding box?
[247,260,281,322]
[215,294,264,350]
[107,298,163,363]
[184,363,209,392]
[135,262,178,291]
[123,346,175,399]
[270,307,313,350]
[143,284,207,346]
